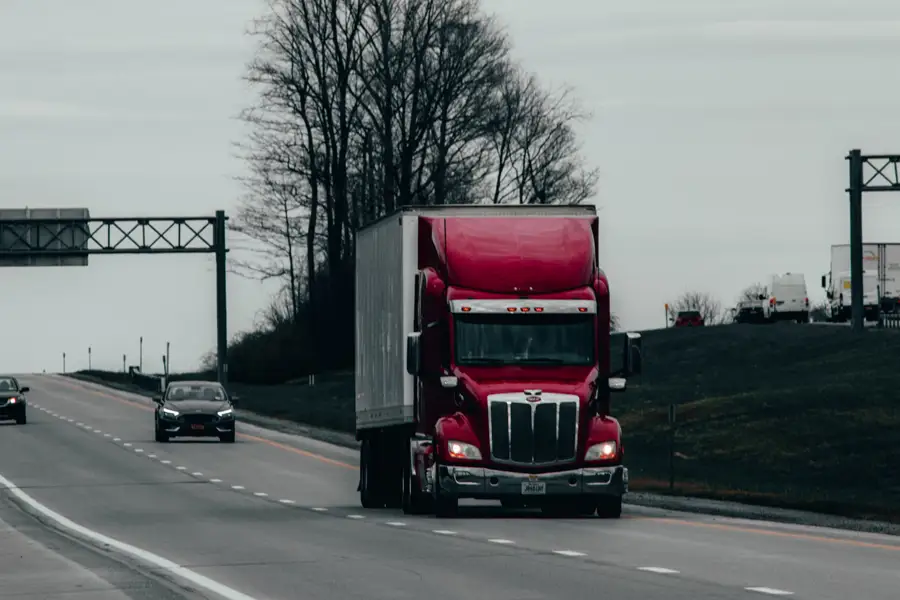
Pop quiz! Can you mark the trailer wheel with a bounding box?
[359,439,384,509]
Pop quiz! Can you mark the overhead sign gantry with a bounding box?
[0,209,229,383]
[846,150,900,332]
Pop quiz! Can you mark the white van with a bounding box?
[767,273,809,323]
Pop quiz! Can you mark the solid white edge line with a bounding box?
[745,588,793,596]
[0,471,259,600]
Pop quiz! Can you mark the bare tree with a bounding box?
[610,313,620,332]
[222,0,602,380]
[738,282,767,303]
[668,291,725,325]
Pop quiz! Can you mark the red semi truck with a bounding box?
[355,205,642,518]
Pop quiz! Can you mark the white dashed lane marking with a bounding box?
[279,499,295,505]
[253,492,268,497]
[746,588,793,596]
[347,514,365,520]
[638,567,679,574]
[386,521,406,527]
[552,550,586,557]
[231,486,245,490]
[311,508,327,512]
[488,539,515,545]
[192,472,203,477]
[433,530,456,535]
[210,479,222,483]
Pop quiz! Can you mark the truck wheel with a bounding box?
[359,440,383,509]
[402,460,431,515]
[432,465,458,518]
[596,495,622,519]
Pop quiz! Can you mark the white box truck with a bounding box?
[825,244,900,314]
[821,245,881,322]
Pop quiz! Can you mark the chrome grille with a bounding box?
[488,393,579,465]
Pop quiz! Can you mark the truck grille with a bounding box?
[488,394,578,465]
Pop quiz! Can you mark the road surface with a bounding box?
[0,374,897,599]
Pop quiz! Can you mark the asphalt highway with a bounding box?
[0,374,897,599]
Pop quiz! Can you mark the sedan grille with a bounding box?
[183,413,216,425]
[488,394,578,465]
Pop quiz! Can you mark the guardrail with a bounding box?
[879,314,900,329]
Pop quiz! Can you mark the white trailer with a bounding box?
[826,244,900,313]
[821,245,881,322]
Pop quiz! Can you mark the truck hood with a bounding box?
[453,365,596,403]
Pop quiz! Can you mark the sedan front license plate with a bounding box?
[191,424,204,430]
[521,481,546,495]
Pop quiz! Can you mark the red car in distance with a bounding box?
[674,310,704,327]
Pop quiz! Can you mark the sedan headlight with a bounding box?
[585,441,617,461]
[217,408,234,418]
[162,408,180,418]
[447,440,481,460]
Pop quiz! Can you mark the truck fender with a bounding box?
[585,416,623,462]
[433,413,480,462]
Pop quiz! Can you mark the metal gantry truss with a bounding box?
[0,211,230,384]
[846,150,900,331]
[0,216,218,255]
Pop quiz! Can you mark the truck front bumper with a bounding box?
[436,465,627,499]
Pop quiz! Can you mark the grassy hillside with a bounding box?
[616,324,900,520]
[70,324,900,521]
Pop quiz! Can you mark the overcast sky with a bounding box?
[1,1,900,373]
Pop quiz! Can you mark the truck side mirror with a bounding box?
[406,332,422,376]
[820,275,826,288]
[826,291,833,300]
[623,332,642,377]
[608,377,626,393]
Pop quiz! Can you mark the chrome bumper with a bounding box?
[436,465,627,499]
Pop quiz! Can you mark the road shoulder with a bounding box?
[0,491,200,600]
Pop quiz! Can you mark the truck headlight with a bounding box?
[447,440,481,460]
[162,408,180,418]
[585,441,617,460]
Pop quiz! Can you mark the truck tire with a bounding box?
[596,495,622,519]
[402,459,431,515]
[359,440,384,509]
[432,463,458,518]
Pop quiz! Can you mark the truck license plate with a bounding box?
[521,481,546,495]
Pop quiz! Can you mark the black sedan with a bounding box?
[153,380,238,443]
[0,376,29,425]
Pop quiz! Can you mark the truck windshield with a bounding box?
[454,313,595,366]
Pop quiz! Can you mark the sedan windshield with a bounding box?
[166,385,225,401]
[0,377,16,392]
[454,313,595,366]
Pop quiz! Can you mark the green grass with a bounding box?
[72,323,900,521]
[616,324,900,521]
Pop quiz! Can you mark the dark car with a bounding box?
[674,310,705,327]
[0,376,29,425]
[153,381,238,443]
